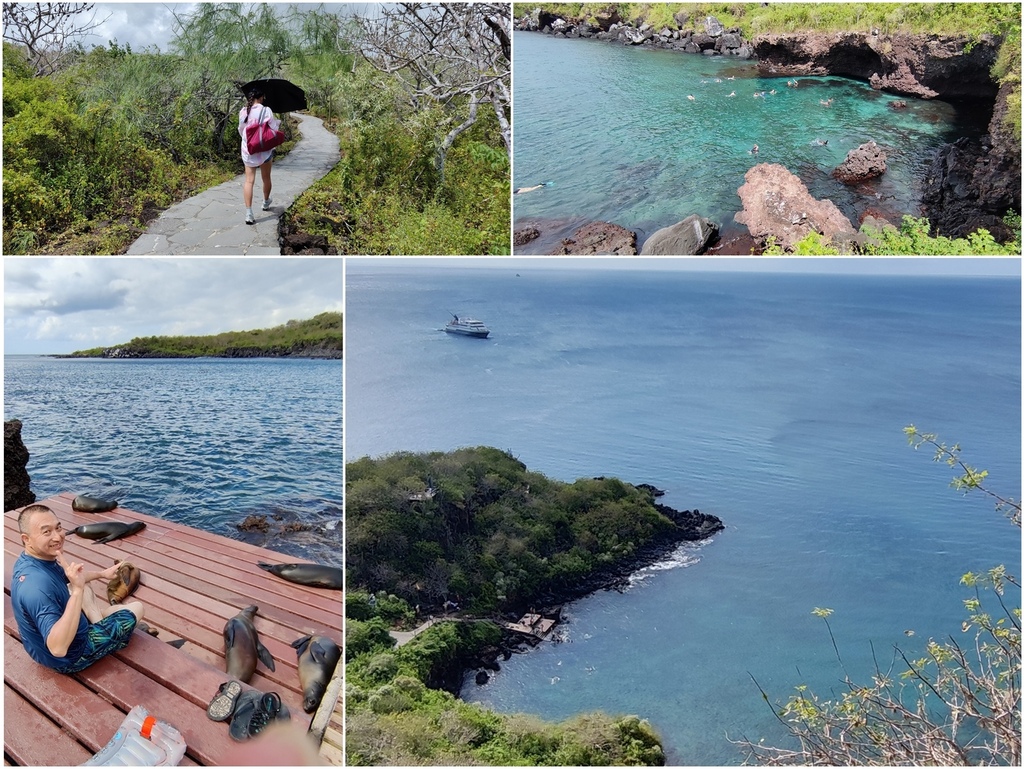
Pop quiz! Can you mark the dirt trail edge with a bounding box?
[127,113,340,255]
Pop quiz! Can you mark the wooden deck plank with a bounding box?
[4,686,93,766]
[4,494,343,766]
[5,634,126,750]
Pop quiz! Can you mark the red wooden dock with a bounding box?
[4,493,341,766]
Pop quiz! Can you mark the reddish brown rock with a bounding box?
[550,221,637,255]
[833,141,888,184]
[734,164,855,251]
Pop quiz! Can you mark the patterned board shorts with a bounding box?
[54,609,138,674]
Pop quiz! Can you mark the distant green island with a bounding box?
[62,312,342,359]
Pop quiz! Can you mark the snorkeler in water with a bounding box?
[514,182,553,194]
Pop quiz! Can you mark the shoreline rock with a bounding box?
[922,80,1021,240]
[640,215,719,255]
[833,141,888,184]
[4,420,35,512]
[735,163,856,250]
[550,221,638,255]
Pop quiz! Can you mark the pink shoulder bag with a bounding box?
[246,106,286,154]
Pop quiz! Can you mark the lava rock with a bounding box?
[4,420,35,511]
[513,227,541,247]
[640,215,719,255]
[833,140,888,184]
[549,221,637,255]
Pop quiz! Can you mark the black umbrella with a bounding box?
[239,78,307,113]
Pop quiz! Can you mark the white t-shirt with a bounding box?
[238,105,282,167]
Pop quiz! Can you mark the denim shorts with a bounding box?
[54,609,137,674]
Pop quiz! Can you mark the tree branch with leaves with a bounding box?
[738,427,1020,766]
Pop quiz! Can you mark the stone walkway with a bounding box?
[390,617,443,647]
[127,113,340,255]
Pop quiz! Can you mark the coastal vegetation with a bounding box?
[284,4,511,255]
[764,213,1023,256]
[347,446,720,614]
[3,3,510,255]
[345,446,704,764]
[741,428,1020,765]
[66,311,342,358]
[535,3,1019,40]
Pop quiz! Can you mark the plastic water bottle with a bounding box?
[82,705,187,766]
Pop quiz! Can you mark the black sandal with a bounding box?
[207,680,243,721]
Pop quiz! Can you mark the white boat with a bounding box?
[445,314,490,338]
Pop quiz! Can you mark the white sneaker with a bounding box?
[262,197,273,211]
[245,211,255,225]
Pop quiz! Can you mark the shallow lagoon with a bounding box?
[512,32,988,251]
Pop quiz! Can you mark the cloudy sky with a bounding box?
[77,3,383,51]
[4,258,343,355]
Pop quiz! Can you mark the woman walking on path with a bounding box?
[239,86,280,224]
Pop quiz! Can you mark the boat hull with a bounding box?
[445,326,489,338]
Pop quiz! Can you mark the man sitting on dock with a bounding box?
[11,505,146,673]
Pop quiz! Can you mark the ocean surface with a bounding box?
[4,357,342,567]
[346,262,1020,765]
[512,32,990,252]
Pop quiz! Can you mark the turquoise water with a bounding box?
[346,263,1020,764]
[512,32,988,251]
[4,357,343,566]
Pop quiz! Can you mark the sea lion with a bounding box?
[257,562,342,590]
[292,634,341,713]
[72,495,118,513]
[70,521,146,544]
[106,560,141,604]
[224,605,275,683]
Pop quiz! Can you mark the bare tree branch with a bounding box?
[2,3,108,76]
[355,3,510,180]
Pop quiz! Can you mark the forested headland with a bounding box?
[64,311,342,359]
[346,446,722,764]
[3,3,510,255]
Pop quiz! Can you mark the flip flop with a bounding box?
[207,680,244,722]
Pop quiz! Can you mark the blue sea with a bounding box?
[346,261,1020,765]
[4,357,342,567]
[512,32,989,252]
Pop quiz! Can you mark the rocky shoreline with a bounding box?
[514,8,1020,251]
[54,342,343,360]
[453,495,724,694]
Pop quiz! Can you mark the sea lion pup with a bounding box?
[106,560,142,604]
[258,562,342,590]
[72,495,118,513]
[70,520,146,544]
[292,634,341,713]
[224,605,275,683]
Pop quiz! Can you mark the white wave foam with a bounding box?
[627,540,710,586]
